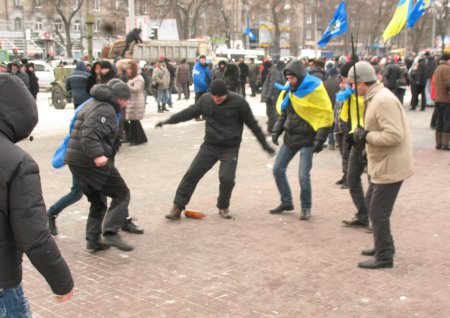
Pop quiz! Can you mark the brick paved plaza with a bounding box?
[19,92,450,317]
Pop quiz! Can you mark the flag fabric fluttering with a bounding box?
[245,27,256,41]
[382,0,412,42]
[407,0,432,28]
[317,1,348,47]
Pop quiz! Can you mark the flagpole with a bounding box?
[351,33,361,128]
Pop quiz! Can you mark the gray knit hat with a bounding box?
[107,79,131,100]
[348,61,377,83]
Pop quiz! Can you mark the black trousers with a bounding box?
[410,84,426,110]
[129,120,148,144]
[335,132,351,181]
[366,181,402,261]
[178,82,190,100]
[347,143,368,222]
[69,165,130,241]
[240,80,246,97]
[435,103,450,133]
[174,143,239,210]
[266,100,278,134]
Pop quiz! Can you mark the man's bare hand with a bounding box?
[56,288,74,302]
[94,156,108,167]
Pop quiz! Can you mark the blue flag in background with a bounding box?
[245,27,256,41]
[407,0,431,28]
[317,1,348,47]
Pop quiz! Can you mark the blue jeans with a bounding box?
[0,284,33,318]
[273,144,313,209]
[48,175,83,216]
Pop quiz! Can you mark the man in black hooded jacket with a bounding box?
[0,73,74,316]
[65,80,134,251]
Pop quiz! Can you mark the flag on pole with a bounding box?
[245,27,256,41]
[382,0,412,42]
[317,1,348,47]
[407,0,432,28]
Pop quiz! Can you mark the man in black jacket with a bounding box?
[0,74,74,316]
[65,80,134,251]
[66,60,90,109]
[121,28,143,57]
[156,80,275,220]
[238,57,249,97]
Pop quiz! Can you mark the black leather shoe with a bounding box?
[358,259,393,269]
[269,204,294,214]
[86,240,110,252]
[361,248,375,256]
[103,234,134,251]
[219,208,233,219]
[335,178,344,185]
[342,218,369,227]
[166,204,182,220]
[122,219,144,234]
[300,208,311,220]
[48,214,58,236]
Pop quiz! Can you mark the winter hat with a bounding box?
[107,79,131,100]
[100,61,113,70]
[210,80,228,96]
[11,59,21,67]
[339,61,354,78]
[348,61,377,83]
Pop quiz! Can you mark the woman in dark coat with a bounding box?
[86,61,101,93]
[25,62,39,99]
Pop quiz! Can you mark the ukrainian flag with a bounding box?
[382,0,412,42]
[275,74,333,132]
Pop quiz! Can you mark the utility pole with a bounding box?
[128,0,135,29]
[85,0,94,63]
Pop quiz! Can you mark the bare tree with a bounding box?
[434,0,449,52]
[43,0,84,58]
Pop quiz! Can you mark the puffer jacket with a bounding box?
[152,65,170,89]
[192,60,212,93]
[175,63,190,84]
[126,74,145,120]
[66,61,91,106]
[364,83,414,184]
[0,74,73,295]
[224,63,241,91]
[273,60,330,149]
[65,84,121,167]
[164,92,269,149]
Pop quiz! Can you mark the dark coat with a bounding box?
[261,61,285,103]
[65,84,120,169]
[383,62,401,89]
[239,62,249,82]
[223,63,240,91]
[66,61,91,106]
[165,92,268,149]
[125,28,143,44]
[415,59,428,86]
[273,61,330,149]
[0,74,73,295]
[26,65,39,99]
[309,66,327,81]
[175,63,190,84]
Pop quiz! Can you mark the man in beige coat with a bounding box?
[349,61,414,269]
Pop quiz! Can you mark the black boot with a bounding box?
[122,218,144,234]
[300,208,311,220]
[165,204,182,220]
[358,258,393,269]
[86,239,110,252]
[163,104,170,112]
[219,208,232,219]
[157,105,164,113]
[269,204,294,214]
[48,214,58,236]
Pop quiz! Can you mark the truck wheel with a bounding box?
[52,85,66,109]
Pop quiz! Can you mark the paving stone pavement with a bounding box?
[18,91,450,318]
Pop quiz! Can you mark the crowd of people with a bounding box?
[1,48,449,316]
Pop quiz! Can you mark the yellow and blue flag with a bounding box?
[275,74,333,132]
[407,0,432,28]
[382,0,412,42]
[317,1,348,47]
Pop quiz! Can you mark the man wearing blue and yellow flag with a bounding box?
[270,61,333,220]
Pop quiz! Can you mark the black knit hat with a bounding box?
[340,61,355,78]
[210,80,228,96]
[100,61,113,70]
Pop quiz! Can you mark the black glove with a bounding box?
[272,133,280,146]
[263,144,276,156]
[313,140,324,153]
[353,127,368,144]
[155,121,166,128]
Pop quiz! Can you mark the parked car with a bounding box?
[30,60,55,89]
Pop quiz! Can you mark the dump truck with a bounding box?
[102,39,200,63]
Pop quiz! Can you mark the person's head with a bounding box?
[10,59,21,73]
[100,61,113,75]
[313,58,325,70]
[26,62,35,72]
[348,61,378,95]
[92,61,101,75]
[125,60,138,79]
[283,60,307,89]
[108,79,131,108]
[249,58,254,64]
[179,58,186,64]
[210,80,228,105]
[239,57,245,63]
[218,60,227,70]
[0,63,7,73]
[158,59,166,67]
[198,55,206,65]
[441,53,450,64]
